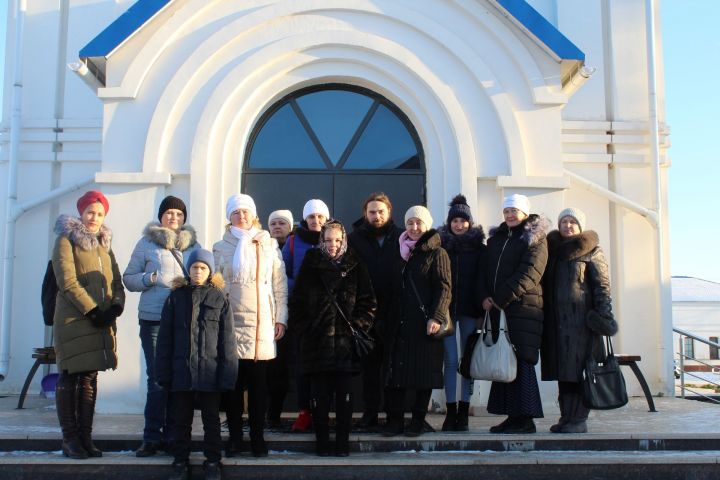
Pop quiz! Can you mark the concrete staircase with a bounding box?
[1,396,718,479]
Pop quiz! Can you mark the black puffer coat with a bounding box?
[290,248,376,375]
[156,274,238,392]
[477,214,549,365]
[541,230,617,382]
[438,226,486,318]
[385,230,452,389]
[347,218,403,337]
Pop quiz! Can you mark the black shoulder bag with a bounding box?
[582,335,628,410]
[406,273,454,340]
[321,280,374,359]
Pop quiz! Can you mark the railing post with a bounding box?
[678,335,685,399]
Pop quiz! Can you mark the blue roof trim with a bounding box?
[79,0,583,62]
[495,0,584,61]
[79,0,171,58]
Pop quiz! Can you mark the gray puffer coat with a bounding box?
[123,222,201,321]
[541,230,617,382]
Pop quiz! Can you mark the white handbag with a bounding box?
[469,309,517,383]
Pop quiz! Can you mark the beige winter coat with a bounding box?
[212,228,288,360]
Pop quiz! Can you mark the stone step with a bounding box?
[1,450,719,480]
[2,432,719,453]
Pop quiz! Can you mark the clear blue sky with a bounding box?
[0,1,717,281]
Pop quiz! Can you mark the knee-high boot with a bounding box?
[77,371,102,457]
[334,392,352,457]
[311,396,331,456]
[56,374,88,459]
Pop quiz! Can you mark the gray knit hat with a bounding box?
[558,207,587,232]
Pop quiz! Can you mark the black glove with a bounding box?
[86,307,102,327]
[109,304,124,318]
[88,307,118,327]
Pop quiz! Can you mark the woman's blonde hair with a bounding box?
[225,217,262,230]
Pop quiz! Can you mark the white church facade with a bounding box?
[0,0,672,413]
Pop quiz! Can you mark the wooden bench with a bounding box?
[616,354,657,412]
[17,347,55,409]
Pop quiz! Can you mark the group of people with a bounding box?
[50,188,617,480]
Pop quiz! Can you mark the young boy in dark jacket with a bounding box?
[156,249,238,480]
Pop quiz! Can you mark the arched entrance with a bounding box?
[243,84,425,225]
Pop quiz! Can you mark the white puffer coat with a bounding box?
[212,228,288,360]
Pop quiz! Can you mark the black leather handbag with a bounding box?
[582,336,629,410]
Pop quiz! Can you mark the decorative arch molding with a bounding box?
[104,0,565,107]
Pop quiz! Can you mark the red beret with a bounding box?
[76,190,109,216]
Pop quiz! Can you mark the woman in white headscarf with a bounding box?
[212,194,288,457]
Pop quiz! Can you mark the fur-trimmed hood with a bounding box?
[437,225,485,253]
[143,222,198,251]
[170,272,226,291]
[547,230,600,261]
[54,214,112,251]
[489,214,551,246]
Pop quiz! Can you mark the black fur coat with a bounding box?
[541,230,617,382]
[290,248,376,375]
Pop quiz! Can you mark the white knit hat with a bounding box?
[268,209,294,227]
[502,194,530,215]
[225,194,257,221]
[558,207,587,232]
[302,199,330,220]
[404,205,433,229]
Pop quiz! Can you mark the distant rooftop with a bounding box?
[672,276,720,302]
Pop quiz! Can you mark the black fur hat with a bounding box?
[446,194,473,226]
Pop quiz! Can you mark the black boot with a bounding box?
[169,461,190,480]
[455,401,469,432]
[77,372,102,457]
[489,416,515,434]
[250,413,268,458]
[503,416,536,434]
[355,410,378,429]
[381,412,404,437]
[334,392,352,457]
[405,412,425,437]
[441,402,457,432]
[225,413,243,457]
[203,460,222,480]
[550,393,571,433]
[560,392,589,433]
[311,397,331,456]
[56,375,88,459]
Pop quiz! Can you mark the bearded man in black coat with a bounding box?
[347,192,403,428]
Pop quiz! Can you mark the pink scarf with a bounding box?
[399,231,418,261]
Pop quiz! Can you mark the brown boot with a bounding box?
[56,374,88,459]
[77,372,102,457]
